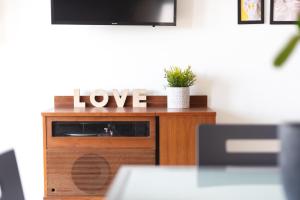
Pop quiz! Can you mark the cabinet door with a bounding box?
[159,115,216,165]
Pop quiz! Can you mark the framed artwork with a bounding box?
[271,0,300,24]
[238,0,264,24]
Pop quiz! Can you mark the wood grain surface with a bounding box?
[159,115,216,165]
[46,148,155,197]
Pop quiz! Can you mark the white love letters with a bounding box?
[73,89,147,108]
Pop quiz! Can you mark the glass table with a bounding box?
[106,166,285,200]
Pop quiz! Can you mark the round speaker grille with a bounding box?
[71,154,110,194]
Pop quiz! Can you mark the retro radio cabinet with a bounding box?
[42,96,216,200]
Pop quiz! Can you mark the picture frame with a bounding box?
[270,0,299,24]
[238,0,264,24]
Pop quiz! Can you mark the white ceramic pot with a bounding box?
[166,87,190,108]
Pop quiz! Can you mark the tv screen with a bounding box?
[51,0,176,26]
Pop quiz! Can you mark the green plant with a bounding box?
[164,66,196,87]
[274,16,300,67]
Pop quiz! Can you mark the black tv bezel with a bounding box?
[51,0,177,26]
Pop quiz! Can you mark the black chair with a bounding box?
[197,125,278,167]
[0,150,25,200]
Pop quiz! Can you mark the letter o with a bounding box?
[90,90,109,108]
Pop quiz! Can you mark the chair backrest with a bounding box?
[197,125,278,167]
[0,150,25,200]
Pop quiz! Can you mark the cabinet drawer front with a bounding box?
[46,116,156,149]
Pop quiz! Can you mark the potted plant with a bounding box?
[164,66,196,108]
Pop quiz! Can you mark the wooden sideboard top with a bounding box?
[42,95,216,117]
[42,107,216,117]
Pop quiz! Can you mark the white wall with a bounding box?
[0,0,300,199]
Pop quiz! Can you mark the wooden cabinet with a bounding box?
[42,96,216,200]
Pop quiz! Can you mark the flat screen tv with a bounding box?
[51,0,176,26]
